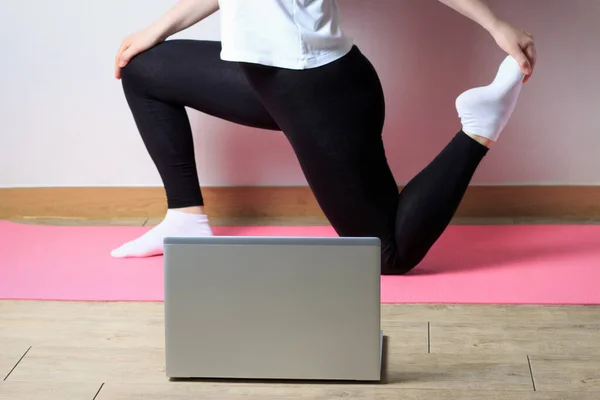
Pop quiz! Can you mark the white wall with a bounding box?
[1,0,598,188]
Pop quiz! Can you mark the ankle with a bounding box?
[169,206,205,215]
[464,132,493,149]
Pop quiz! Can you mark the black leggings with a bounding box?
[121,40,488,275]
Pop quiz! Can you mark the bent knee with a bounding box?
[381,247,423,275]
[119,53,152,89]
[119,42,170,89]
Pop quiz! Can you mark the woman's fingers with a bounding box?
[526,43,536,70]
[523,45,535,82]
[119,46,137,68]
[522,34,536,83]
[115,42,129,79]
[512,47,532,77]
[523,43,537,82]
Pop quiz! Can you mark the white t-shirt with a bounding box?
[217,0,354,70]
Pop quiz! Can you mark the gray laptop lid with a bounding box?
[163,236,382,381]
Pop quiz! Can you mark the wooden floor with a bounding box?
[2,218,600,399]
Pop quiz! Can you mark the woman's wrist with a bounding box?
[154,0,219,41]
[150,18,176,42]
[482,15,503,35]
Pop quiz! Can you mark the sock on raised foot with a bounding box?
[110,209,213,258]
[455,56,525,142]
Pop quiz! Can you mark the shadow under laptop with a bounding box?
[169,336,395,385]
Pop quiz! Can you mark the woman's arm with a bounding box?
[437,0,536,81]
[436,0,500,33]
[151,0,220,41]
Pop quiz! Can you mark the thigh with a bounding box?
[122,40,279,130]
[240,47,399,239]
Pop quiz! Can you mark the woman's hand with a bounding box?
[435,1,536,82]
[489,19,536,82]
[115,26,164,79]
[114,1,220,79]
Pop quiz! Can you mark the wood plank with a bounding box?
[147,216,330,227]
[3,186,600,219]
[512,217,598,225]
[383,322,428,354]
[381,304,600,324]
[383,354,532,390]
[0,300,163,319]
[0,317,425,353]
[430,322,600,356]
[2,301,598,325]
[0,382,102,400]
[96,384,597,400]
[451,217,516,225]
[530,355,600,392]
[0,343,30,380]
[6,345,532,390]
[8,217,148,226]
[3,301,600,395]
[0,315,164,349]
[5,346,167,384]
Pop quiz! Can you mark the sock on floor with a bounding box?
[110,209,213,258]
[455,56,525,142]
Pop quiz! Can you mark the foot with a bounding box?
[456,56,525,142]
[110,209,213,258]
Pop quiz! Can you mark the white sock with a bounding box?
[455,56,525,142]
[110,209,213,258]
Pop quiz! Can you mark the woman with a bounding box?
[111,0,536,275]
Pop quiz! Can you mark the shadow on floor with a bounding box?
[169,336,392,386]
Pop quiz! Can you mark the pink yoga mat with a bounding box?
[1,220,599,304]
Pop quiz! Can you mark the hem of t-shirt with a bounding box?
[220,42,354,70]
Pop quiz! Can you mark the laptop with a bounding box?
[163,236,382,381]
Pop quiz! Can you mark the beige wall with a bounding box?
[1,0,598,187]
